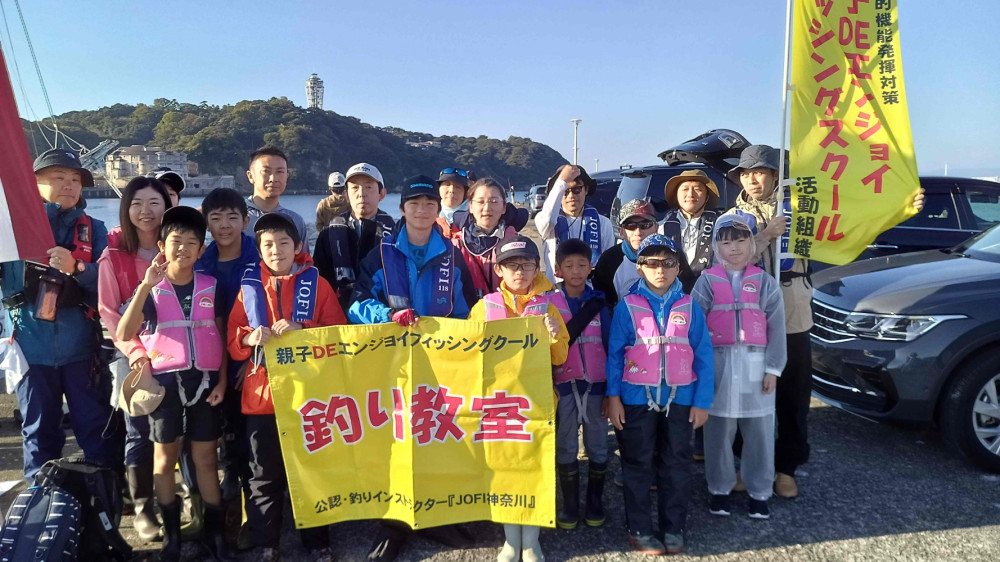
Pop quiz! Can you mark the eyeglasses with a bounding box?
[563,186,585,197]
[638,258,678,269]
[441,168,468,177]
[470,197,503,207]
[500,262,538,273]
[621,219,656,231]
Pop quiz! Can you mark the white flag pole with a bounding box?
[775,0,794,275]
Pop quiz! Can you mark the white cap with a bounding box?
[345,162,384,189]
[327,172,346,189]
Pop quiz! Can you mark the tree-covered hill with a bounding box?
[22,97,568,192]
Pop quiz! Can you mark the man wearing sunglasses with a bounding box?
[536,164,616,283]
[593,199,659,305]
[437,167,470,231]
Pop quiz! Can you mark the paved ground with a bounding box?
[0,392,997,561]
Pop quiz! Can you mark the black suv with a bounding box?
[811,226,1000,471]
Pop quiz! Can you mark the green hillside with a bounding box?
[22,97,568,192]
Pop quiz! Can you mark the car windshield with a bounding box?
[618,174,656,203]
[955,223,1000,263]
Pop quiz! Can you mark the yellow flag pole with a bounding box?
[775,0,794,275]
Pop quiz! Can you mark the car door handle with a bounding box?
[867,243,898,250]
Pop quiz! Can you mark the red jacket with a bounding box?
[228,253,347,414]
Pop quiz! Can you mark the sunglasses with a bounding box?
[622,219,656,231]
[563,186,586,197]
[638,258,678,269]
[441,168,468,177]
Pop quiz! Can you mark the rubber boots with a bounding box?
[556,462,579,530]
[584,462,607,527]
[160,495,183,561]
[180,491,205,539]
[201,502,236,561]
[497,523,521,562]
[126,464,161,542]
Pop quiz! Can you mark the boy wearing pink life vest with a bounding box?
[691,214,786,520]
[467,234,568,562]
[551,239,612,532]
[605,234,714,556]
[116,206,232,561]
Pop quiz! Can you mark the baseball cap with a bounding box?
[345,162,384,189]
[253,212,301,245]
[32,148,95,187]
[328,172,346,190]
[400,175,441,203]
[618,199,657,223]
[438,168,469,189]
[637,234,679,257]
[152,169,185,194]
[494,235,540,264]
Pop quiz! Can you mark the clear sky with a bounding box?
[1,0,997,175]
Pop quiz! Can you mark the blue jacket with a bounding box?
[348,225,476,323]
[606,278,714,410]
[195,233,259,318]
[0,201,108,366]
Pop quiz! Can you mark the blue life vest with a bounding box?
[555,205,602,266]
[379,237,454,317]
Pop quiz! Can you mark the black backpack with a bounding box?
[0,457,133,561]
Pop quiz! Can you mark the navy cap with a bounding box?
[400,174,441,203]
[32,148,95,187]
[253,212,301,245]
[495,235,540,264]
[637,234,679,257]
[438,168,469,189]
[151,169,185,193]
[730,144,779,173]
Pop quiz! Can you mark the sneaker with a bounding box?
[629,534,667,556]
[732,473,746,493]
[662,533,685,554]
[774,473,798,499]
[708,494,731,516]
[368,525,407,561]
[748,498,770,519]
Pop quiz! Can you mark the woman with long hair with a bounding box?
[97,176,173,541]
[452,177,530,300]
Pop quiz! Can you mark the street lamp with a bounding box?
[570,118,581,165]
[594,158,599,171]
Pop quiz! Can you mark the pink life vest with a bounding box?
[703,264,768,347]
[622,294,695,387]
[549,293,606,384]
[482,291,550,321]
[140,273,224,375]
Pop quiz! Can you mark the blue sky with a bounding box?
[2,0,997,175]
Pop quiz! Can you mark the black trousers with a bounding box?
[246,414,329,550]
[220,389,250,496]
[775,331,812,475]
[614,403,692,537]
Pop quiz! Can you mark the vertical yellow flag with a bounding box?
[790,0,920,265]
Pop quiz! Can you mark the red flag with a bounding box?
[0,47,54,263]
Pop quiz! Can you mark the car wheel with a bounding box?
[940,349,1000,472]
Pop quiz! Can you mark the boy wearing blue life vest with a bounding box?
[348,175,477,562]
[467,234,568,562]
[605,234,714,556]
[227,213,345,562]
[117,206,232,561]
[691,215,786,520]
[195,187,260,504]
[551,238,612,532]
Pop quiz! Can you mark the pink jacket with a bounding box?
[97,230,152,365]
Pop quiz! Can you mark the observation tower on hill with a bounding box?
[306,73,324,109]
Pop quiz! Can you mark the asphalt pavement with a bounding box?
[0,391,997,561]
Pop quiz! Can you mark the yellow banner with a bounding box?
[263,316,555,530]
[790,0,920,265]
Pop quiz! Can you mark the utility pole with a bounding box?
[570,118,582,165]
[594,158,599,171]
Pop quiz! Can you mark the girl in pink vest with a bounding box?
[117,207,231,561]
[691,214,786,521]
[467,235,568,562]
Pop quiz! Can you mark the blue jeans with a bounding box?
[16,359,115,480]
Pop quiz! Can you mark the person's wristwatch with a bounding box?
[72,259,86,276]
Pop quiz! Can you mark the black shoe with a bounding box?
[708,494,731,516]
[748,498,770,519]
[419,523,475,548]
[160,495,183,561]
[584,462,606,527]
[200,502,236,561]
[368,524,408,561]
[557,462,580,529]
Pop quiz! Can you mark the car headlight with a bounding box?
[843,312,966,341]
